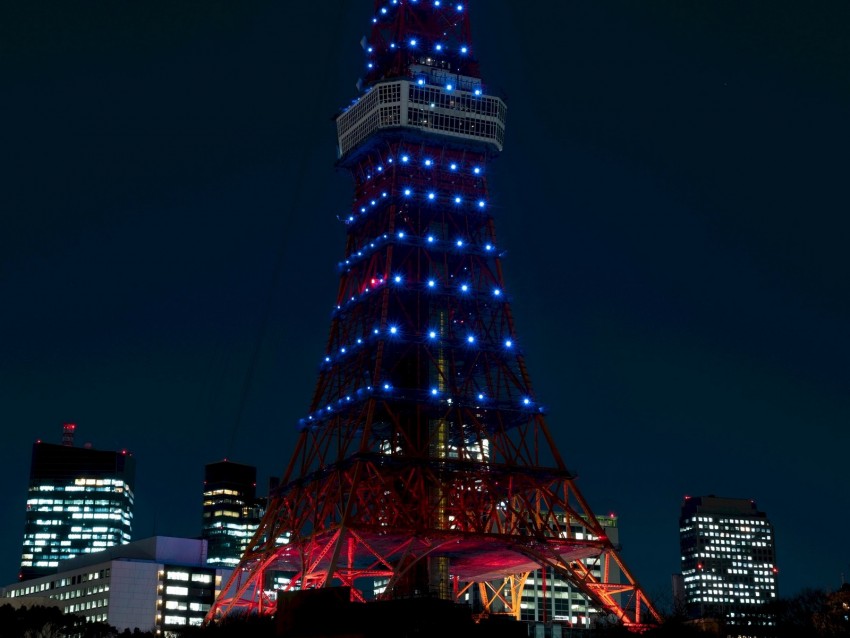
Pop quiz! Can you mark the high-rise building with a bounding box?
[679,495,778,632]
[202,460,264,568]
[19,423,135,581]
[3,536,232,633]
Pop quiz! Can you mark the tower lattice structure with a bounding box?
[208,1,660,630]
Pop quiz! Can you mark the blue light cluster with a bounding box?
[359,154,484,183]
[298,382,541,431]
[345,186,489,226]
[365,1,471,70]
[320,320,516,375]
[338,231,498,275]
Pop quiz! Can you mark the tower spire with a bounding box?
[208,1,660,630]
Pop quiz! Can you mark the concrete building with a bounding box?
[520,514,622,628]
[679,495,778,633]
[2,536,232,635]
[20,423,135,581]
[201,460,265,568]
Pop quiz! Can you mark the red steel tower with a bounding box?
[209,1,660,630]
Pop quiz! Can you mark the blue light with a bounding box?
[467,335,475,344]
[410,38,418,47]
[460,283,469,292]
[325,356,331,362]
[417,78,425,86]
[505,339,513,348]
[381,7,388,13]
[367,63,374,69]
[446,83,453,91]
[434,0,441,5]
[424,159,432,166]
[431,388,439,396]
[435,44,443,51]
[494,289,501,296]
[450,163,458,170]
[478,393,485,400]
[371,200,376,206]
[457,4,464,11]
[374,328,380,334]
[394,275,402,283]
[456,239,464,247]
[478,200,486,208]
[461,46,468,54]
[382,191,388,198]
[357,338,363,344]
[340,347,346,353]
[428,192,436,200]
[389,326,398,335]
[377,166,383,172]
[473,167,481,174]
[474,89,482,96]
[367,47,374,53]
[485,244,494,251]
[427,235,435,243]
[398,231,405,239]
[428,280,436,288]
[383,383,391,390]
[523,398,531,406]
[428,330,437,339]
[390,42,396,49]
[401,155,410,162]
[454,196,461,204]
[404,188,412,196]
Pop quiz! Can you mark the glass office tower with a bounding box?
[20,424,135,581]
[202,460,265,568]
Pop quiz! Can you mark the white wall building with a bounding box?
[2,536,232,635]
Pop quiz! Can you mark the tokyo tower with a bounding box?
[208,1,660,630]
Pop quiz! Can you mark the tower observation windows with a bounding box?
[337,80,506,158]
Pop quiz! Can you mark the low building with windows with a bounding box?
[1,536,232,635]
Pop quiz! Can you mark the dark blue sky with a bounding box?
[2,1,848,608]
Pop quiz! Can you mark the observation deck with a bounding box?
[336,67,506,160]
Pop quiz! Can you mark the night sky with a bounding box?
[2,1,849,608]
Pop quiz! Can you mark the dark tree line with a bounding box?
[4,587,848,637]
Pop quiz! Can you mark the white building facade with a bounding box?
[2,537,232,635]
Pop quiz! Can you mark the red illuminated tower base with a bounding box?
[208,1,660,631]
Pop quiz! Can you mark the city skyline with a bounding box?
[2,0,848,608]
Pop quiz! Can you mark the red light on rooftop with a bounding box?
[772,567,779,573]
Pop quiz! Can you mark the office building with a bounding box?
[520,514,622,628]
[679,495,778,633]
[2,536,232,634]
[20,423,135,581]
[202,460,265,568]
